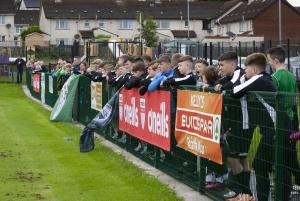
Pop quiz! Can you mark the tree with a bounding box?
[139,16,158,47]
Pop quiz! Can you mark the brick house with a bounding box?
[207,0,300,43]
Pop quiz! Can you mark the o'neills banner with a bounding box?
[175,90,223,164]
[119,88,171,151]
[32,73,40,93]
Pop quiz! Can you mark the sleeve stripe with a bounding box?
[174,74,191,82]
[233,74,263,94]
[230,69,241,84]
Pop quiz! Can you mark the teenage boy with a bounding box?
[148,55,173,92]
[162,55,197,86]
[215,52,244,91]
[267,46,300,200]
[124,62,146,89]
[231,53,276,201]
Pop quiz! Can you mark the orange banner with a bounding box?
[175,89,223,164]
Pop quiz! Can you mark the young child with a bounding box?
[202,66,218,88]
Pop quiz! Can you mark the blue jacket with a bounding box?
[148,68,174,92]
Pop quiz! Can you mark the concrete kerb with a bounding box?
[22,85,212,201]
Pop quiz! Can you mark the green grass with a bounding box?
[0,83,183,201]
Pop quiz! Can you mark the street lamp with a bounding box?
[279,0,282,45]
[187,0,190,40]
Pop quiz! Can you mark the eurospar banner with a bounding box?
[175,90,223,164]
[119,88,171,151]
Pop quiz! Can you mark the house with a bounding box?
[39,0,236,45]
[0,0,16,44]
[14,10,39,40]
[18,0,40,10]
[205,0,300,44]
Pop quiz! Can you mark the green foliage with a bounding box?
[137,14,158,47]
[0,84,183,201]
[35,46,71,61]
[94,34,111,42]
[20,25,43,41]
[142,17,158,47]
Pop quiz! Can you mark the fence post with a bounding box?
[140,41,143,56]
[204,43,207,60]
[269,40,272,49]
[48,41,51,61]
[253,40,256,52]
[197,42,200,59]
[287,39,290,71]
[177,41,179,53]
[218,42,221,57]
[85,42,89,64]
[239,41,242,68]
[158,42,162,57]
[179,43,182,54]
[209,42,213,65]
[25,46,28,62]
[275,95,285,201]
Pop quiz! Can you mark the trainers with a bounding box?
[117,134,127,143]
[216,173,228,184]
[134,142,142,151]
[205,173,216,183]
[226,194,255,201]
[224,191,237,199]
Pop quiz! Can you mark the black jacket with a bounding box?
[219,67,244,90]
[163,72,197,86]
[232,72,276,99]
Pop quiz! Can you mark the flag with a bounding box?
[50,74,80,121]
[87,90,119,129]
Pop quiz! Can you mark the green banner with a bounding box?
[50,74,80,121]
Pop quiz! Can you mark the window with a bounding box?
[16,25,26,34]
[157,20,170,29]
[239,21,246,32]
[226,24,231,33]
[56,19,69,29]
[217,26,222,35]
[98,20,105,28]
[184,20,189,27]
[56,38,70,46]
[84,20,90,28]
[0,36,5,42]
[120,20,133,29]
[0,16,5,25]
[202,19,210,30]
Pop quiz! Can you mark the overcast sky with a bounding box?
[287,0,300,7]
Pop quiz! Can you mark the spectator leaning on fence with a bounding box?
[139,61,160,96]
[194,59,209,87]
[215,52,244,92]
[231,53,276,201]
[162,55,197,87]
[267,46,300,199]
[148,55,173,92]
[124,62,146,89]
[171,53,183,78]
[72,56,81,74]
[142,55,152,67]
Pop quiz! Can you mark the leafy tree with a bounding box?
[137,14,158,47]
[21,25,43,41]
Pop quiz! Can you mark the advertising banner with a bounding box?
[41,73,45,104]
[91,81,102,111]
[32,73,40,93]
[49,75,53,94]
[175,90,223,164]
[119,88,171,151]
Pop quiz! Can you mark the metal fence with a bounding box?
[26,72,300,201]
